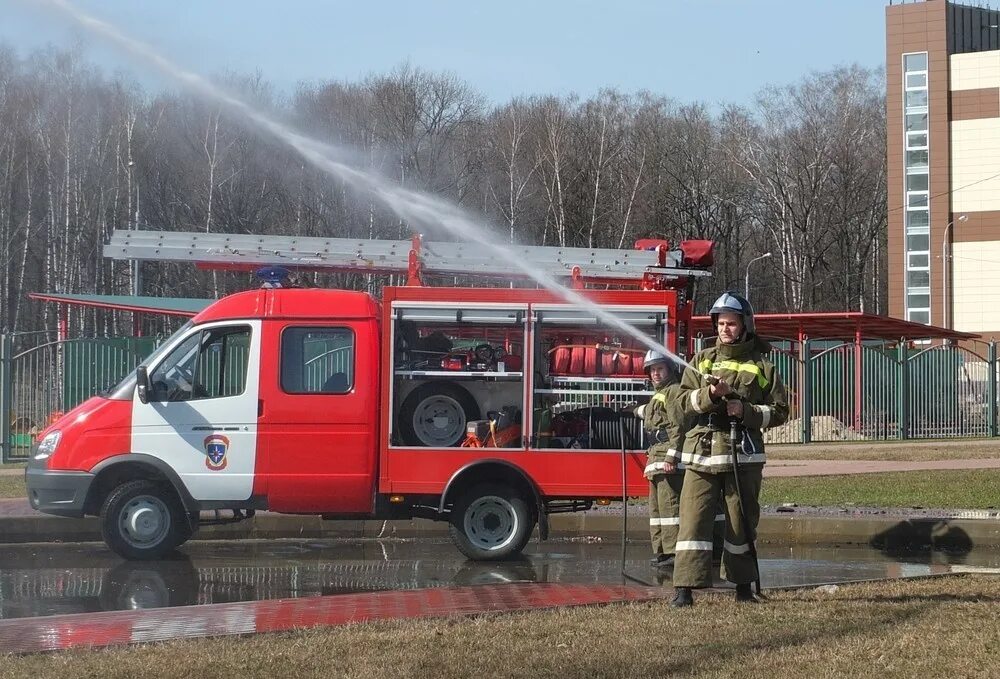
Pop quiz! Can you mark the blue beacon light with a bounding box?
[255,266,292,288]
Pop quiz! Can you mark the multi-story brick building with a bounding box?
[887,0,1000,337]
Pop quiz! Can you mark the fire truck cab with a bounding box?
[26,233,711,561]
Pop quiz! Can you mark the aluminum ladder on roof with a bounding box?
[102,229,711,283]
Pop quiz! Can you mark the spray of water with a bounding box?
[41,0,704,373]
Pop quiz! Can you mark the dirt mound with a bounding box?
[765,415,866,444]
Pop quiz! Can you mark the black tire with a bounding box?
[398,382,480,447]
[100,479,189,561]
[448,483,535,561]
[99,555,199,611]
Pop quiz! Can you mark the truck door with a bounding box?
[257,321,379,513]
[131,321,261,501]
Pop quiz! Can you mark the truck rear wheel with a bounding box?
[448,483,534,561]
[399,382,479,447]
[100,480,189,561]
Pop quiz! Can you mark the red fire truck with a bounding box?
[25,231,713,561]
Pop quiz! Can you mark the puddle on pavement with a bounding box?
[0,538,997,620]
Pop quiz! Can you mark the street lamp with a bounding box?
[745,252,772,298]
[942,214,968,329]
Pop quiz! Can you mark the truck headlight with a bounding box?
[34,431,61,460]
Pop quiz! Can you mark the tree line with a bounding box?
[0,45,887,339]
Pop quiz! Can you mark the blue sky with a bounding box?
[2,0,887,105]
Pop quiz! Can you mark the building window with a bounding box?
[906,112,928,132]
[904,53,928,71]
[906,174,928,192]
[906,132,928,149]
[907,270,930,287]
[903,51,930,325]
[906,233,929,251]
[905,150,929,167]
[906,210,929,229]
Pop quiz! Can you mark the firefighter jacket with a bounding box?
[671,335,789,473]
[634,381,686,477]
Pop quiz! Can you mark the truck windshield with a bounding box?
[106,321,195,400]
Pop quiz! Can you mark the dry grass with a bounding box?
[3,576,999,678]
[769,438,1000,462]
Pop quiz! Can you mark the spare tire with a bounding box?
[398,382,480,447]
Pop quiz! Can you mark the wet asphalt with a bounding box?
[2,537,998,620]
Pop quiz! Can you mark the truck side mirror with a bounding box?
[136,365,150,404]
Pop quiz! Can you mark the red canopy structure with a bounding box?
[691,312,983,442]
[28,293,212,340]
[691,311,978,342]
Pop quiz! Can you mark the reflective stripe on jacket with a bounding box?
[636,381,685,475]
[677,335,789,473]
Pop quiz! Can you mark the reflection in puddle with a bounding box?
[1,539,997,620]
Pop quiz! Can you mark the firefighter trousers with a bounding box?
[648,473,683,556]
[649,473,726,558]
[672,466,763,588]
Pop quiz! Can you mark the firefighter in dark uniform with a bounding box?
[633,350,685,568]
[669,292,788,606]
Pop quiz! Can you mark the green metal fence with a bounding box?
[906,344,991,439]
[768,340,997,444]
[1,335,163,462]
[805,343,901,442]
[3,333,999,462]
[696,336,997,445]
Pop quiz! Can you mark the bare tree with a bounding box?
[0,43,889,335]
[535,96,577,246]
[483,98,541,243]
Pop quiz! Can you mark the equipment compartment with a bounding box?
[529,305,667,451]
[389,304,527,448]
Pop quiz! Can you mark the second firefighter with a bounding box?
[634,350,685,568]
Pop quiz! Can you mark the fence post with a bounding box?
[989,341,998,438]
[800,338,812,444]
[897,340,909,440]
[0,334,12,464]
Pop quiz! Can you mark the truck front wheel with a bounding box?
[100,480,189,560]
[448,483,534,560]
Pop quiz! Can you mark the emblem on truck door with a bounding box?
[204,434,230,471]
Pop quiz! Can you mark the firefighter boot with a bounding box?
[671,587,693,608]
[735,583,758,604]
